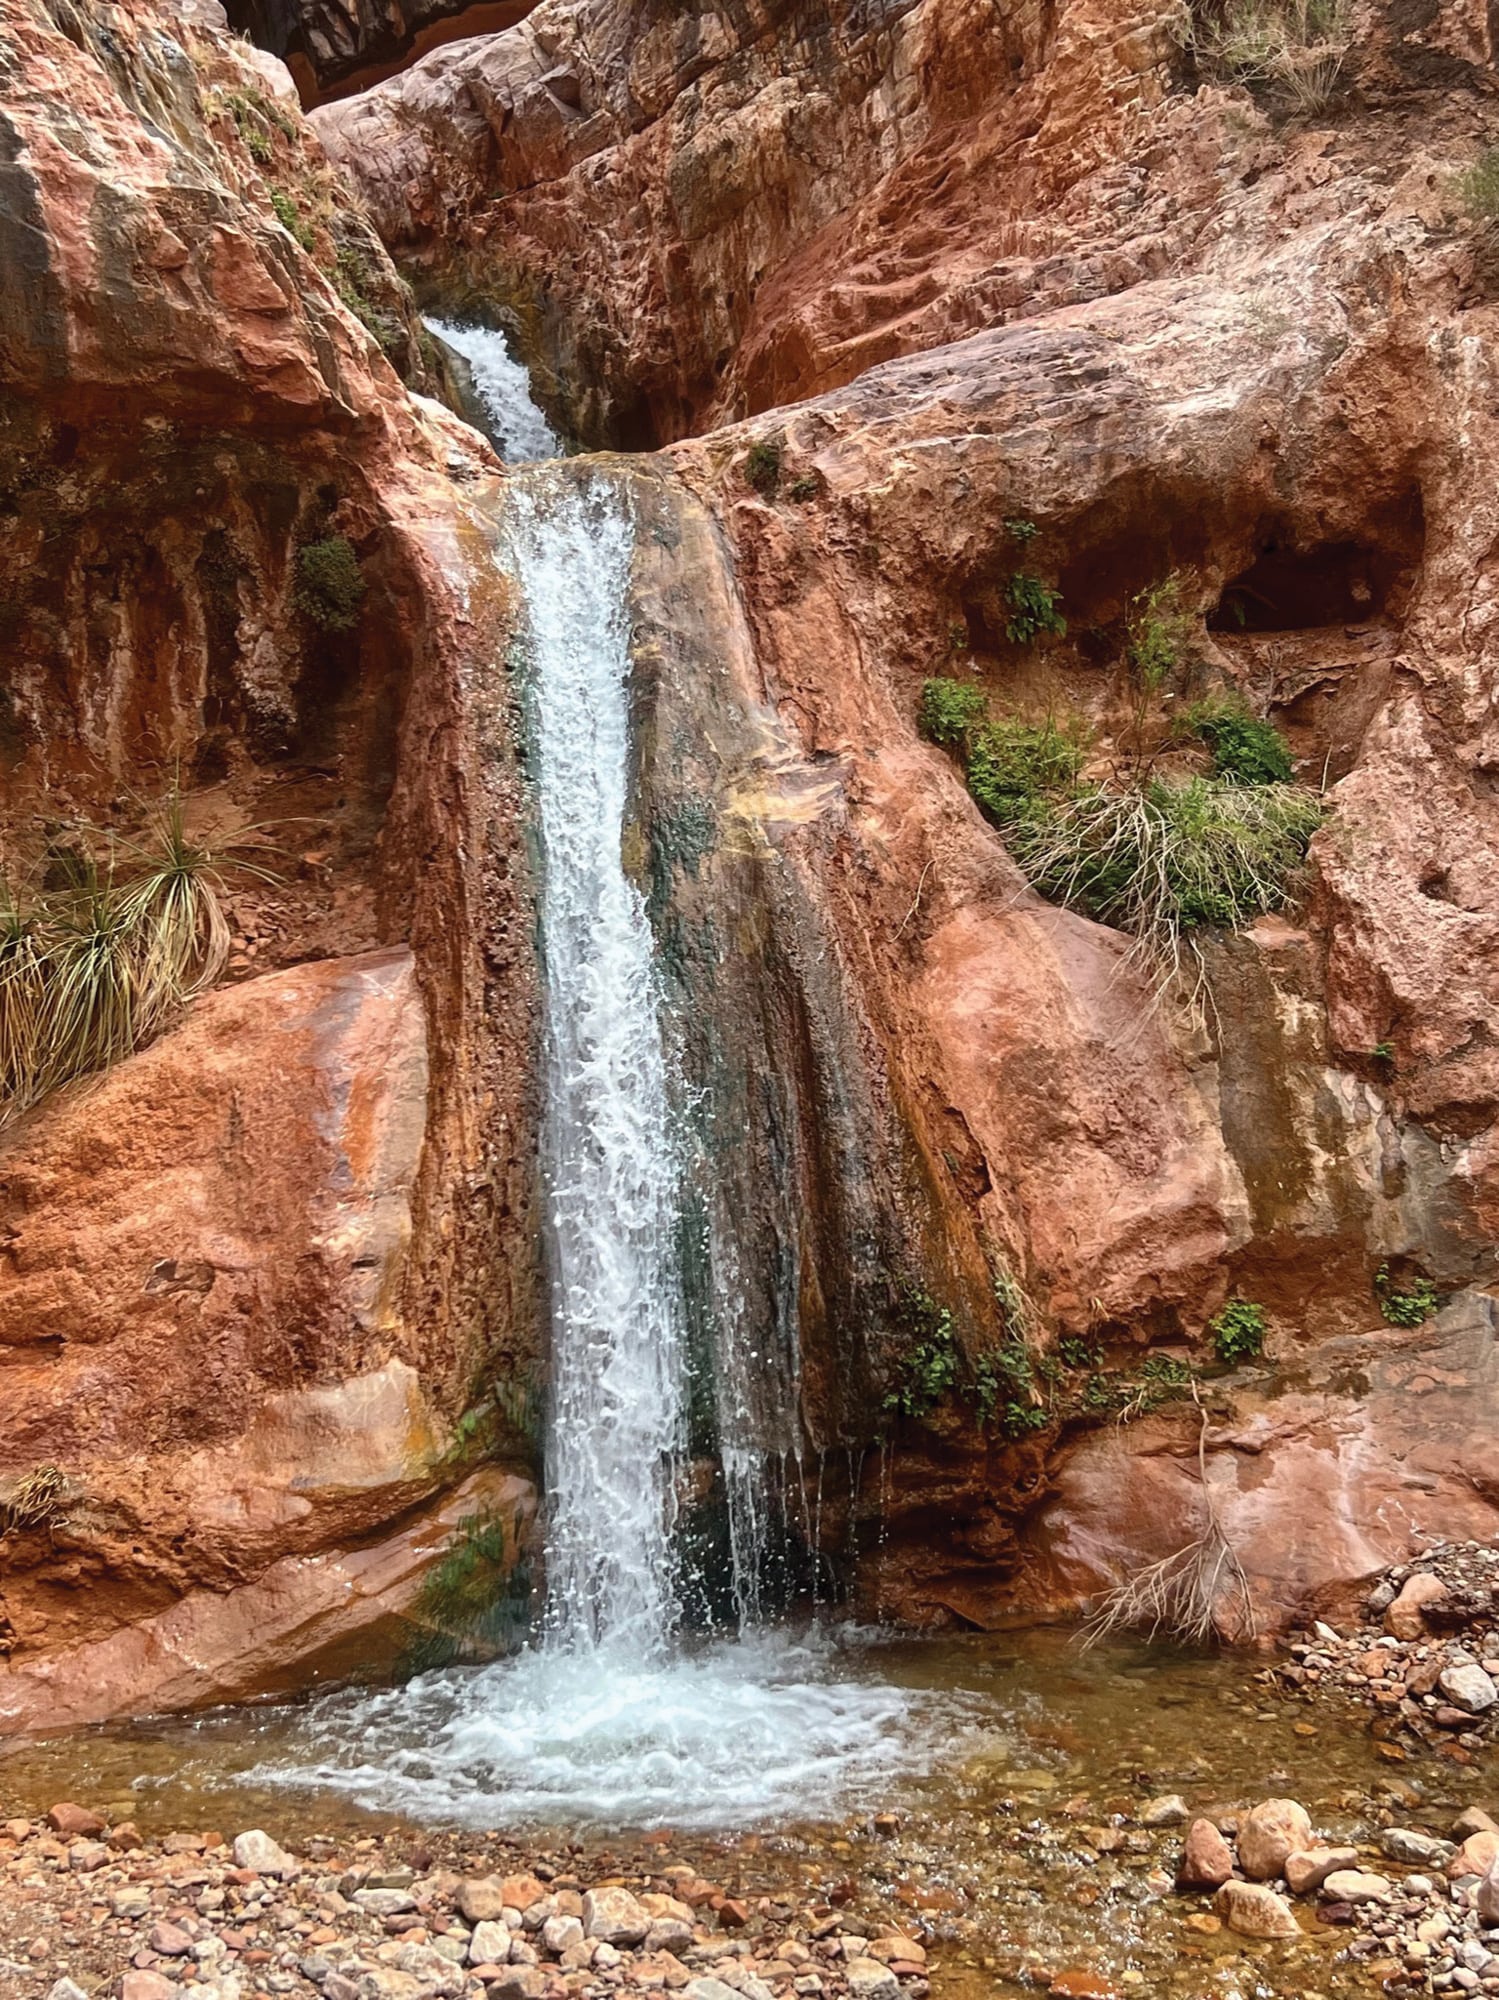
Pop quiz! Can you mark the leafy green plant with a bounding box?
[270,188,313,250]
[1058,1336,1100,1370]
[787,474,819,503]
[883,1293,961,1420]
[744,437,783,498]
[295,535,366,631]
[1209,1298,1268,1364]
[1185,696,1294,785]
[1006,571,1067,645]
[1374,1264,1442,1328]
[965,714,1087,824]
[1372,1038,1394,1064]
[919,677,987,748]
[1128,575,1192,691]
[1005,516,1041,546]
[1458,149,1499,222]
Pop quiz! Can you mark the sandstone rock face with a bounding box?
[227,0,530,103]
[0,0,539,1705]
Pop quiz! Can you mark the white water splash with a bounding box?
[426,317,561,462]
[261,1629,963,1831]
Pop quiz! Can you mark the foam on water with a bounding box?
[426,317,561,462]
[261,1630,960,1832]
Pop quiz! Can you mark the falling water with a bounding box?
[508,470,686,1655]
[425,317,560,462]
[256,346,948,1830]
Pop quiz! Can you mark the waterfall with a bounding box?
[506,472,687,1656]
[425,318,560,463]
[261,347,942,1832]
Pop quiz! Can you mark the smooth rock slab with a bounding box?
[1285,1846,1358,1895]
[232,1829,298,1877]
[1320,1870,1392,1904]
[683,1983,743,2000]
[1215,1881,1300,1939]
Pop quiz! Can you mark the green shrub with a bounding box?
[1186,697,1295,785]
[269,188,313,249]
[883,1294,961,1420]
[295,535,366,631]
[965,714,1086,825]
[1005,516,1041,546]
[919,676,986,747]
[1458,150,1499,222]
[1006,571,1066,645]
[1374,1264,1442,1327]
[1210,1298,1267,1364]
[1128,575,1192,691]
[1004,775,1321,984]
[744,437,783,497]
[787,474,818,503]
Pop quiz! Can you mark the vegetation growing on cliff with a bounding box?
[918,676,1320,998]
[1182,0,1352,112]
[0,792,273,1128]
[1374,1264,1443,1328]
[295,535,367,631]
[1209,1297,1268,1364]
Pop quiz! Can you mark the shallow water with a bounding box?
[0,1625,1477,1997]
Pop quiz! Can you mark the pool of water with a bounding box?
[0,1625,1477,1998]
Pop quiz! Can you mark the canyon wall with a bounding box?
[319,0,1499,1628]
[5,0,1499,1718]
[0,0,541,1721]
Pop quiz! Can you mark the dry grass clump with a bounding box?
[1183,0,1353,112]
[0,789,274,1129]
[1004,776,1323,1008]
[0,1464,69,1537]
[1080,1390,1257,1648]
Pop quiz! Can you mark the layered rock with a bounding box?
[0,0,540,1711]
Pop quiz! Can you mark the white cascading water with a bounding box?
[514,471,686,1656]
[258,348,959,1830]
[425,317,560,462]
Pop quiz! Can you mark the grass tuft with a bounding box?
[1185,695,1295,785]
[0,789,277,1129]
[1184,0,1353,113]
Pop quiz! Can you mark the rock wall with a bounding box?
[315,0,1499,1627]
[0,0,542,1716]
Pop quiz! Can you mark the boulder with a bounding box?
[1455,1809,1499,1840]
[1139,1794,1189,1827]
[1214,1881,1300,1939]
[459,1879,510,1923]
[1237,1800,1314,1882]
[1379,1828,1452,1866]
[1453,1833,1499,1880]
[583,1888,652,1946]
[1386,1575,1450,1641]
[542,1915,584,1954]
[1285,1847,1359,1895]
[1440,1663,1499,1715]
[1321,1871,1393,1905]
[1176,1819,1235,1891]
[845,1963,900,2000]
[232,1830,298,1878]
[501,1875,550,1913]
[1477,1855,1499,1925]
[45,1804,105,1838]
